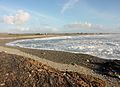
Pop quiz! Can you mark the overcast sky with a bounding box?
[0,0,120,33]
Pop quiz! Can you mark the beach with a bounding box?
[0,34,120,87]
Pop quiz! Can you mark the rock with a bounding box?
[41,52,46,55]
[6,73,9,76]
[86,59,90,62]
[0,83,5,86]
[101,60,120,79]
[71,62,75,65]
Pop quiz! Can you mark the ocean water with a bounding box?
[6,34,120,60]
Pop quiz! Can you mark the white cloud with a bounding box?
[3,15,14,24]
[64,22,104,29]
[2,10,31,32]
[3,10,30,25]
[61,0,79,14]
[15,10,30,25]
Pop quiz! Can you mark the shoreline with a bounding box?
[1,45,105,76]
[0,34,120,86]
[5,33,120,60]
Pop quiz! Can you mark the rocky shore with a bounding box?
[0,52,106,87]
[18,48,120,87]
[99,60,120,79]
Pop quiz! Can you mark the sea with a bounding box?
[6,34,120,60]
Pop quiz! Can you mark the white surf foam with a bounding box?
[6,34,120,60]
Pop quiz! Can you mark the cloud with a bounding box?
[64,22,104,29]
[3,15,14,24]
[3,10,30,25]
[61,0,79,14]
[2,10,31,32]
[15,10,30,25]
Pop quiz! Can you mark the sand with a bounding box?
[0,34,120,87]
[0,46,95,76]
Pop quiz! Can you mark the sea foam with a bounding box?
[6,34,120,60]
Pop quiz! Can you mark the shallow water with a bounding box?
[6,34,120,60]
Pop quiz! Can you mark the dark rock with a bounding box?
[101,60,120,79]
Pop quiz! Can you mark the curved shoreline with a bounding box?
[6,34,120,60]
[0,34,120,87]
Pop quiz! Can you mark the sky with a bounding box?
[0,0,120,33]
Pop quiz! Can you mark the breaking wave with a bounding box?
[6,34,120,60]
